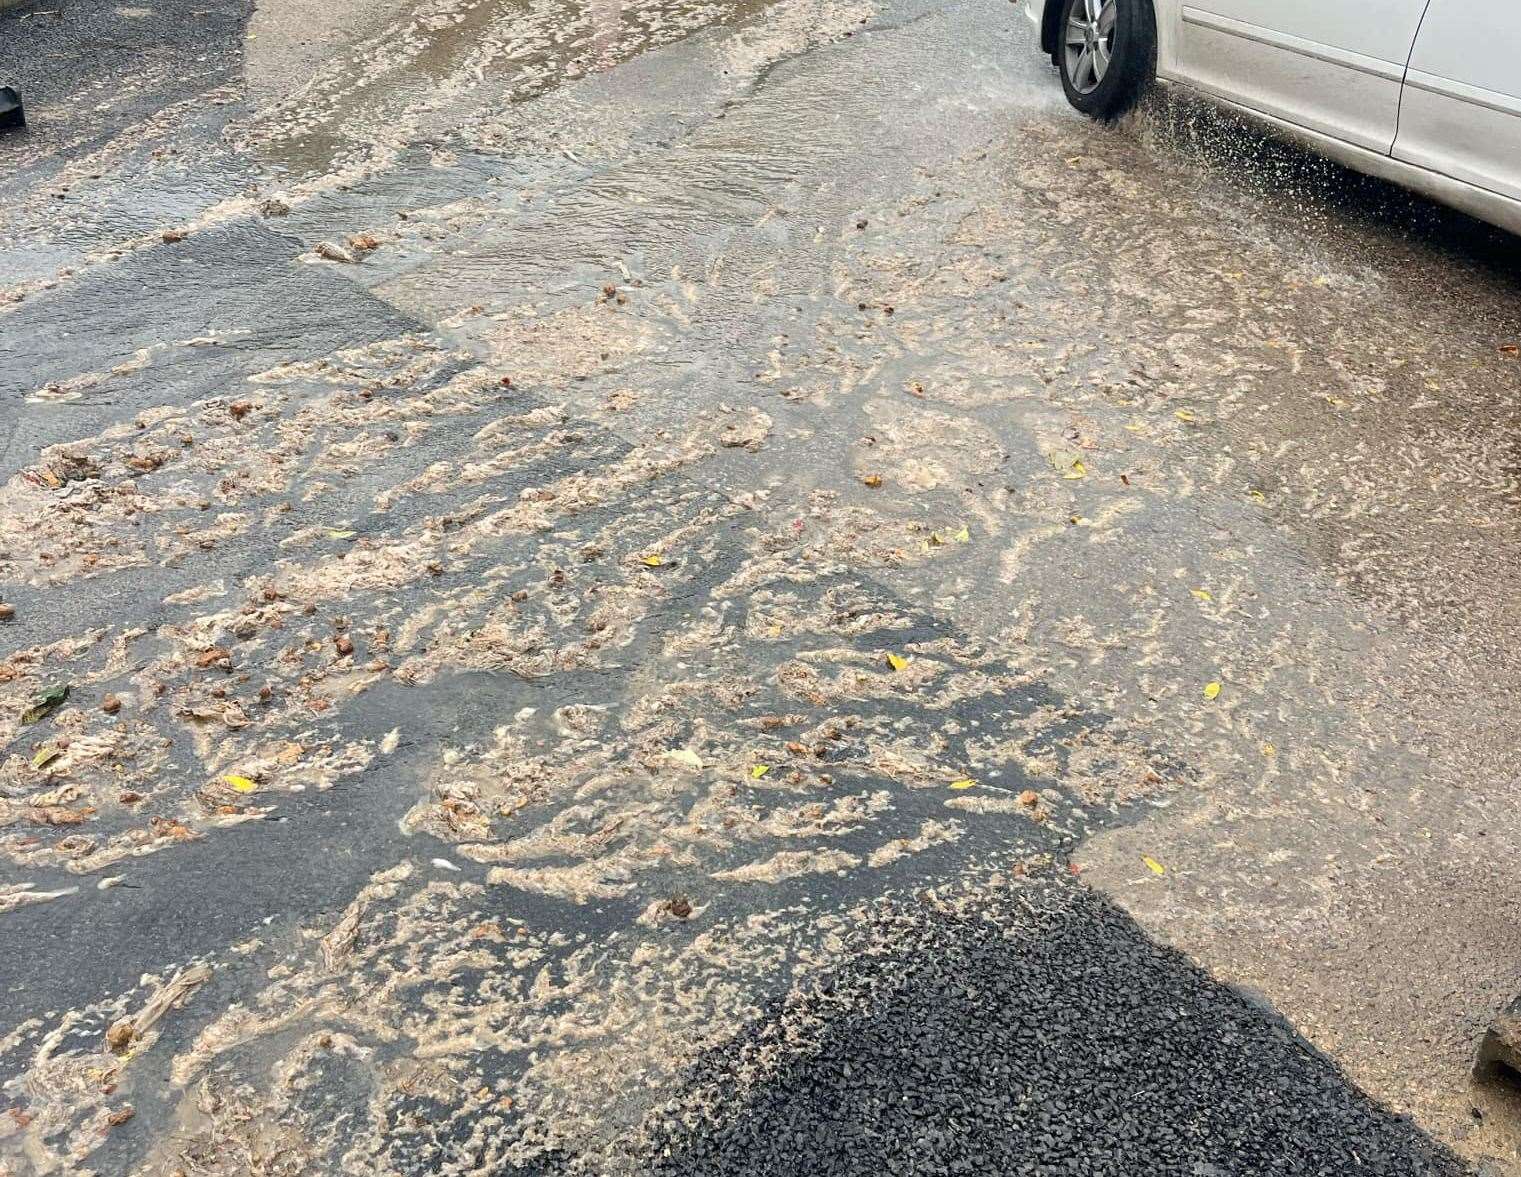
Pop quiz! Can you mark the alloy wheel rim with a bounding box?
[1064,0,1117,95]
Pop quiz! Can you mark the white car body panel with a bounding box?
[1171,2,1425,153]
[1394,0,1521,204]
[1023,0,1521,236]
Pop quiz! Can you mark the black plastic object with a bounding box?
[0,87,24,131]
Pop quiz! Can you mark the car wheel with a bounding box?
[1057,0,1156,121]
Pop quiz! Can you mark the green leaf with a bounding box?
[22,684,69,725]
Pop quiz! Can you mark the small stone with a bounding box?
[105,1020,134,1054]
[0,603,13,621]
[101,695,121,715]
[161,228,187,243]
[334,635,355,657]
[315,241,358,264]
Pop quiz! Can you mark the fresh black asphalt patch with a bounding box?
[624,879,1467,1177]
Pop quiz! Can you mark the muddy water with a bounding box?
[4,0,1521,1170]
[242,0,779,177]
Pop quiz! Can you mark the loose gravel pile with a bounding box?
[623,878,1467,1176]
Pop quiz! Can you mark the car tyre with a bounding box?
[1057,0,1156,121]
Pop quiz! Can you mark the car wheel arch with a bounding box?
[1041,0,1064,56]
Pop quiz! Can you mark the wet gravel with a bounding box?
[630,879,1468,1177]
[0,0,250,167]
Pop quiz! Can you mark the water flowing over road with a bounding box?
[2,0,1520,1171]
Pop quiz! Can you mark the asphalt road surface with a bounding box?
[1,0,1520,1173]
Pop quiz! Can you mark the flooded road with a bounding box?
[1,0,1520,1171]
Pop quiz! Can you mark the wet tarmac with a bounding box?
[2,0,1521,1171]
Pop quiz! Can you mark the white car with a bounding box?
[1026,0,1521,236]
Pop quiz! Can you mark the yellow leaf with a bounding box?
[885,653,909,672]
[1142,855,1166,876]
[1050,451,1085,479]
[1190,588,1213,602]
[926,533,944,547]
[640,554,664,567]
[1261,741,1277,758]
[326,529,356,540]
[1202,681,1222,700]
[664,748,703,769]
[1248,489,1267,504]
[223,774,257,793]
[948,779,976,790]
[1325,395,1349,408]
[863,474,883,488]
[31,746,61,770]
[750,764,770,779]
[953,525,970,543]
[1174,409,1196,422]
